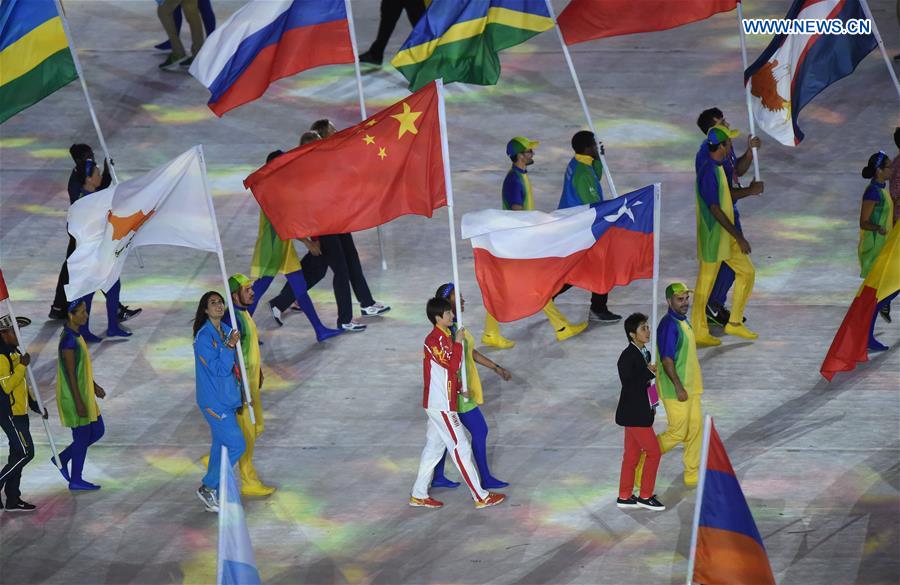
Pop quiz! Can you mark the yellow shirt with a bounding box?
[0,352,30,416]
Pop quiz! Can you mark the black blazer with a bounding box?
[614,343,656,428]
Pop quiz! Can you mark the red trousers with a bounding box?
[619,426,660,499]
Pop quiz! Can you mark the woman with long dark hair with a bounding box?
[859,151,896,351]
[192,291,245,512]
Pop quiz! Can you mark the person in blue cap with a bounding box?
[429,283,512,491]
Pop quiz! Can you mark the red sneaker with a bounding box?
[409,496,443,508]
[475,492,506,509]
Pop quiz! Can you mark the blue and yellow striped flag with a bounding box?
[0,0,77,124]
[391,0,554,92]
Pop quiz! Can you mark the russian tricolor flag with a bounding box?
[189,0,354,116]
[461,185,656,323]
[690,418,776,585]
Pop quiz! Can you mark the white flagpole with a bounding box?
[0,297,61,467]
[54,0,145,269]
[858,0,900,99]
[735,2,761,181]
[544,0,618,199]
[197,146,256,425]
[344,0,388,270]
[686,414,713,585]
[435,79,468,394]
[216,444,228,584]
[650,184,661,362]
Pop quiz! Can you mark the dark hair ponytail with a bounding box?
[862,151,887,179]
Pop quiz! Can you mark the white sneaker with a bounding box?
[196,486,219,512]
[271,305,283,326]
[340,321,367,332]
[360,302,390,317]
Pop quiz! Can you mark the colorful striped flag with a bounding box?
[821,222,900,380]
[391,0,554,91]
[692,418,776,585]
[0,0,77,124]
[189,0,354,116]
[461,185,655,322]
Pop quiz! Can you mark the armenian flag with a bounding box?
[461,185,656,322]
[0,0,77,124]
[391,0,554,91]
[821,222,900,380]
[692,418,776,585]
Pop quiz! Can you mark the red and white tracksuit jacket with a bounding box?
[413,325,488,502]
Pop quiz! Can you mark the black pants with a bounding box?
[51,235,78,311]
[554,284,609,313]
[270,234,375,325]
[0,414,34,505]
[367,0,426,57]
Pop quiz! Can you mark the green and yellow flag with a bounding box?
[391,0,554,92]
[0,0,77,124]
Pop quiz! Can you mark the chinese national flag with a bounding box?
[243,82,446,238]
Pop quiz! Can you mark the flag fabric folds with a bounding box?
[243,81,446,239]
[0,0,77,123]
[694,420,776,585]
[65,146,218,300]
[461,185,655,322]
[745,0,876,146]
[217,446,261,585]
[557,0,737,45]
[821,223,900,380]
[189,0,353,116]
[391,0,553,91]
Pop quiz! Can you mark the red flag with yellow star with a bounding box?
[243,81,446,238]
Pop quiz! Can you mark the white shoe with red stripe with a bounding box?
[475,492,506,509]
[409,496,443,508]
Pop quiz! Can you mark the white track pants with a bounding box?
[411,409,488,502]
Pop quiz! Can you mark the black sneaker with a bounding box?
[590,309,621,322]
[358,50,383,66]
[180,56,194,68]
[118,305,142,322]
[706,304,729,327]
[636,495,666,511]
[159,53,188,70]
[5,500,36,512]
[616,495,640,509]
[879,304,891,324]
[196,486,218,512]
[48,306,67,320]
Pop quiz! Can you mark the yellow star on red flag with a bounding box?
[390,102,422,139]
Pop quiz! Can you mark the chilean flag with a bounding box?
[461,185,656,323]
[744,0,876,146]
[692,419,775,585]
[189,0,354,116]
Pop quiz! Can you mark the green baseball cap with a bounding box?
[665,282,693,299]
[228,273,253,294]
[707,124,740,146]
[506,136,539,157]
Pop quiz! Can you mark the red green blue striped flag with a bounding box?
[0,0,77,124]
[391,0,554,92]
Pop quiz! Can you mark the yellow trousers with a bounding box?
[236,382,264,485]
[691,238,755,339]
[484,300,571,336]
[635,393,703,487]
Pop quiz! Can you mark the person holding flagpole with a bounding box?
[481,137,589,348]
[695,108,763,328]
[54,299,106,491]
[691,126,759,346]
[193,291,246,512]
[0,317,48,511]
[224,275,276,497]
[859,151,896,351]
[555,131,622,323]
